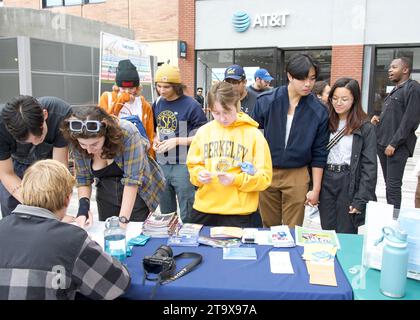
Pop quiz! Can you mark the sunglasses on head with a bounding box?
[68,120,103,133]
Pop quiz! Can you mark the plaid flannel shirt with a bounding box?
[73,119,165,212]
[0,205,130,300]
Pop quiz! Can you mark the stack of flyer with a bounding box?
[167,223,203,247]
[270,225,296,247]
[142,211,179,238]
[254,225,295,247]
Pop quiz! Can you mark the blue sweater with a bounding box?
[251,86,329,169]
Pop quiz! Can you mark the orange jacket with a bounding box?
[99,90,155,158]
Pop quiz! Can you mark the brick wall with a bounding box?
[330,45,364,86]
[178,0,195,97]
[4,0,179,41]
[4,0,39,9]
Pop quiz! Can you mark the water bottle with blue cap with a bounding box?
[104,216,127,261]
[377,226,409,298]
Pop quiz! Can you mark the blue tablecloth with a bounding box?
[123,228,353,300]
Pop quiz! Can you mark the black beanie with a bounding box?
[115,59,140,88]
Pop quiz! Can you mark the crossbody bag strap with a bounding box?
[326,126,347,151]
[160,252,203,285]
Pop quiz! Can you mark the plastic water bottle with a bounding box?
[104,216,126,262]
[379,227,409,298]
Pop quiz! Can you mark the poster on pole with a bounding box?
[99,32,154,104]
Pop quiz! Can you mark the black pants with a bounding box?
[377,144,410,209]
[189,208,262,228]
[95,177,149,222]
[319,169,364,234]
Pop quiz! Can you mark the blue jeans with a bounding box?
[0,161,29,217]
[158,164,195,223]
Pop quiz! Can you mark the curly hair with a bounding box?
[61,105,124,159]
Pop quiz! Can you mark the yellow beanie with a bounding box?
[155,64,182,84]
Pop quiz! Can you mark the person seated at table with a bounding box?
[319,78,377,234]
[186,81,272,227]
[61,105,165,229]
[0,159,130,300]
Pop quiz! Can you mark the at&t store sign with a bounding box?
[232,11,289,33]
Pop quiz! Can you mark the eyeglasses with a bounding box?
[68,120,103,133]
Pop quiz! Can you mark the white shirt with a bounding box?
[285,114,294,147]
[118,96,143,119]
[327,119,353,165]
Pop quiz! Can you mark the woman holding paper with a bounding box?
[186,82,272,227]
[319,78,377,233]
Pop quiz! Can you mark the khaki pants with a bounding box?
[259,166,309,228]
[416,176,420,208]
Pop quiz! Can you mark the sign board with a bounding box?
[99,32,154,103]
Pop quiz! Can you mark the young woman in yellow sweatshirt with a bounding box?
[186,82,272,227]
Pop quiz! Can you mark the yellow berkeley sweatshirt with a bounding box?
[187,112,272,215]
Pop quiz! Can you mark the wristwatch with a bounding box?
[119,216,130,224]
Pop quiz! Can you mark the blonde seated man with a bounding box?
[0,159,130,300]
[99,59,155,157]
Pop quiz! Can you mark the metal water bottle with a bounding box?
[379,227,409,298]
[104,216,126,261]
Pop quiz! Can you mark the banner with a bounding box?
[99,32,154,103]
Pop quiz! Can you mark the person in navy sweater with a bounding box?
[251,53,329,228]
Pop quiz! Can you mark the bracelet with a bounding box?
[10,184,21,195]
[77,197,90,218]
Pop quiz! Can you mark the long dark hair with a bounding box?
[327,77,367,135]
[61,105,124,159]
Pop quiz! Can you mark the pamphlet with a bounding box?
[269,251,294,274]
[295,226,340,249]
[223,247,257,260]
[210,226,243,238]
[198,236,241,248]
[178,223,203,236]
[167,234,199,247]
[270,225,295,247]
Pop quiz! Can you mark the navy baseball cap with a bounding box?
[254,68,274,81]
[224,64,246,80]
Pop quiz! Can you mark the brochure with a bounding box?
[270,225,296,247]
[210,226,243,238]
[167,234,199,247]
[178,223,203,236]
[198,236,241,248]
[223,247,257,260]
[295,226,341,249]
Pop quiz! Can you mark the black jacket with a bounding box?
[348,121,378,213]
[376,79,420,156]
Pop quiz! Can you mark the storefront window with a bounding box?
[196,50,233,98]
[235,48,276,86]
[196,48,331,97]
[284,49,332,85]
[372,47,420,115]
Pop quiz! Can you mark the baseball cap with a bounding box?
[224,64,246,81]
[254,68,274,81]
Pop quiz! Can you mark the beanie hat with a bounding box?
[115,59,139,88]
[154,64,182,84]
